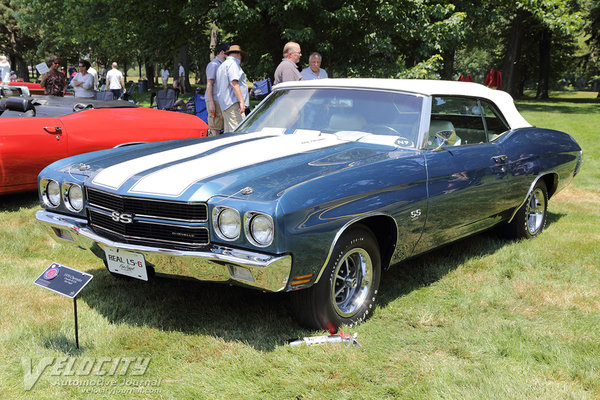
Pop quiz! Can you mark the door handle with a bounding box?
[43,126,62,134]
[492,155,507,164]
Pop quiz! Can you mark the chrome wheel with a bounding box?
[331,248,373,318]
[526,187,546,235]
[290,225,381,330]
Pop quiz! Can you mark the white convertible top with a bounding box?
[274,78,531,129]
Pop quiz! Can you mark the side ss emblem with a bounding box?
[111,211,133,224]
[410,209,421,221]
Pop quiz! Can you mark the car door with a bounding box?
[0,117,67,191]
[414,96,511,252]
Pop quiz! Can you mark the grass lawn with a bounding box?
[0,91,598,399]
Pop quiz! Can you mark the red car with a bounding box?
[0,96,208,194]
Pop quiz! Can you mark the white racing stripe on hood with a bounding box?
[129,132,345,197]
[91,132,275,190]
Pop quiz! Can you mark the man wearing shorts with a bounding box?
[205,43,229,135]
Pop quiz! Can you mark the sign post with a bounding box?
[34,263,93,349]
[74,297,79,348]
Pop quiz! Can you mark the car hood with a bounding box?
[74,131,412,202]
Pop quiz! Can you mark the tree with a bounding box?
[0,0,38,80]
[582,0,600,96]
[493,0,583,98]
[207,0,469,81]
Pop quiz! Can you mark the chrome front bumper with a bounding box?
[36,210,292,292]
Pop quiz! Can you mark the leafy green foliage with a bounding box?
[208,0,469,79]
[0,0,597,91]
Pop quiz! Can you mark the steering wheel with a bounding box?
[371,124,414,146]
[372,124,400,136]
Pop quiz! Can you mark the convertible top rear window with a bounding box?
[236,88,423,147]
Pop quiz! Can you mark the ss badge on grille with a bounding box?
[111,211,133,224]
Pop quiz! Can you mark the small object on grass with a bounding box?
[289,331,361,347]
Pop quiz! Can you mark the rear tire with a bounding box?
[503,180,548,239]
[290,225,381,331]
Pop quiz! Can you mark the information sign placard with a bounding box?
[34,262,93,299]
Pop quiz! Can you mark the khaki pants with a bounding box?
[207,100,224,134]
[223,102,244,133]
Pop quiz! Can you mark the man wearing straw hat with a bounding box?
[216,45,250,132]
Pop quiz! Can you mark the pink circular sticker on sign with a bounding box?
[44,266,59,280]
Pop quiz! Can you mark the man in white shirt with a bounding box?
[301,52,328,80]
[215,45,249,132]
[161,66,169,88]
[105,62,126,100]
[87,64,98,90]
[0,55,11,84]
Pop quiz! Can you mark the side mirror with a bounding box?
[432,130,454,152]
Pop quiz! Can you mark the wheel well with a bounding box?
[353,216,397,269]
[541,173,558,199]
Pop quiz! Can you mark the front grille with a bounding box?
[86,188,209,249]
[87,188,207,221]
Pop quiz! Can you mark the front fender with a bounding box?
[278,154,428,288]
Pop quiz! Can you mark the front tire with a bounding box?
[290,225,381,331]
[504,180,548,239]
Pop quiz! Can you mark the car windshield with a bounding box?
[235,88,423,147]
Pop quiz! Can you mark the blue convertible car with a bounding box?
[36,79,582,330]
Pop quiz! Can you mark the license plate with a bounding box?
[104,247,148,281]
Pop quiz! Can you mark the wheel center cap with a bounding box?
[345,277,358,288]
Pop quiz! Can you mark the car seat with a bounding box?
[327,113,366,132]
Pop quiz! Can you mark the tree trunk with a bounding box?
[175,45,191,92]
[145,57,155,90]
[440,48,455,80]
[6,25,29,81]
[502,10,528,97]
[535,28,552,99]
[123,59,128,84]
[210,26,219,62]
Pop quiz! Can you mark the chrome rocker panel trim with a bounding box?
[36,210,291,292]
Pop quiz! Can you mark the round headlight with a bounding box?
[46,180,61,207]
[249,214,274,247]
[217,208,241,240]
[66,184,83,211]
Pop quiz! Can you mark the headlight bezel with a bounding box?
[63,182,84,212]
[212,206,242,241]
[41,179,61,208]
[244,211,274,247]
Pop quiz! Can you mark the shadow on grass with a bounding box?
[379,210,564,307]
[546,211,566,226]
[0,191,39,212]
[82,270,304,352]
[378,231,506,307]
[42,334,86,356]
[80,212,564,352]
